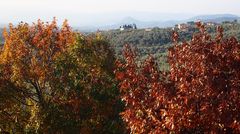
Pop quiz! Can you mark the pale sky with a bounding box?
[0,0,240,26]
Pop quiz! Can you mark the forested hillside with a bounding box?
[101,22,240,70]
[103,22,240,57]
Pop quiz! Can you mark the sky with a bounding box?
[0,0,240,26]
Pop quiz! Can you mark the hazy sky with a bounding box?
[0,0,240,26]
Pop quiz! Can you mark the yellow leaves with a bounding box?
[2,27,8,39]
[0,45,11,64]
[11,63,22,82]
[136,109,144,118]
[96,32,104,41]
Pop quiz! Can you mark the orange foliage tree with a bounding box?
[0,19,125,133]
[115,23,240,133]
[0,18,75,132]
[0,18,75,108]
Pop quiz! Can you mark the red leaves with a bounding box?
[116,24,240,133]
[115,45,173,133]
[115,70,125,80]
[216,26,224,41]
[172,31,179,43]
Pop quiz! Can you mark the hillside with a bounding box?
[189,14,240,23]
[103,22,240,57]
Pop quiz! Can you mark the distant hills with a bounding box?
[116,17,179,28]
[0,14,239,32]
[188,14,240,23]
[79,14,239,32]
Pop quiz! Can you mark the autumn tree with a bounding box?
[0,18,75,132]
[116,23,240,133]
[0,19,125,133]
[42,34,125,133]
[115,45,175,133]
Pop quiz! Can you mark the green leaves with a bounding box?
[52,34,124,133]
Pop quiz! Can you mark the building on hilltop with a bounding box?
[174,20,219,31]
[120,23,137,31]
[205,22,218,26]
[175,23,189,31]
[145,28,152,32]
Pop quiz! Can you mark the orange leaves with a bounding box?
[0,19,77,130]
[0,19,75,83]
[115,44,173,133]
[0,19,127,133]
[116,24,240,133]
